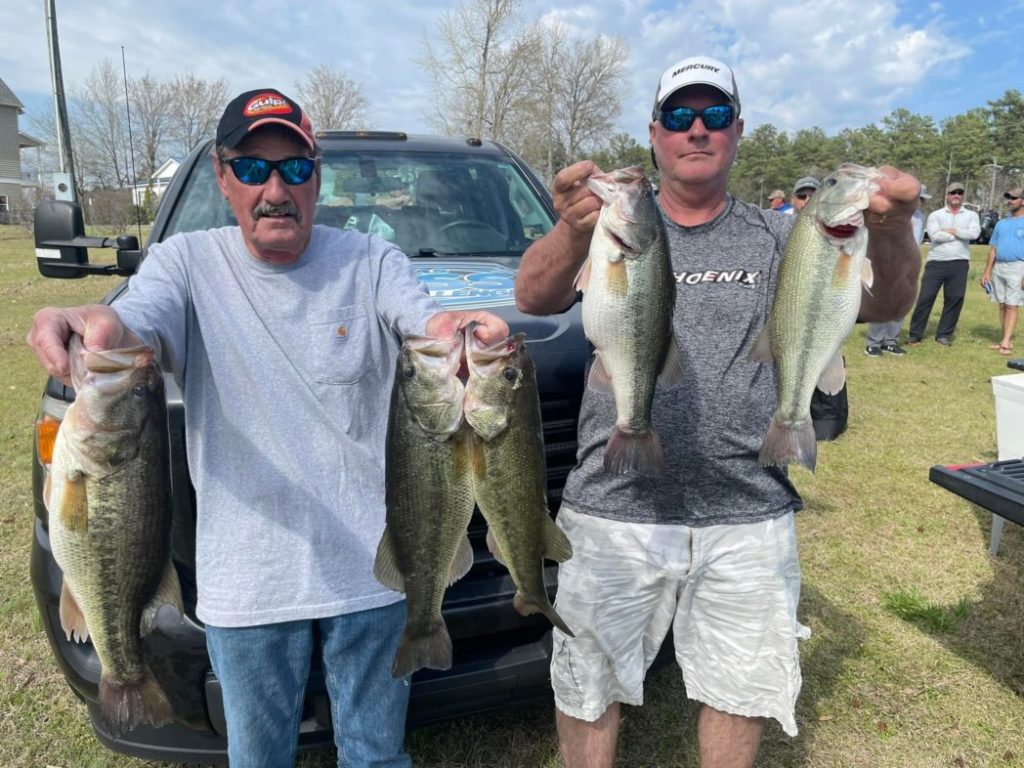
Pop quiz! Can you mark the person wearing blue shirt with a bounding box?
[981,187,1024,355]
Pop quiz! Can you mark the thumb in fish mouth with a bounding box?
[253,202,301,221]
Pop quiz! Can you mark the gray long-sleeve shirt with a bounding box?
[115,225,439,627]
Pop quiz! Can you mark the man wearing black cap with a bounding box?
[26,88,508,767]
[907,182,981,346]
[516,54,922,768]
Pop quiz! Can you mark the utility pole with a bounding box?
[44,0,76,201]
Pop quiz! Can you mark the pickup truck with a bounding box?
[30,131,586,763]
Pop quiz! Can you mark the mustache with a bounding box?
[253,202,301,221]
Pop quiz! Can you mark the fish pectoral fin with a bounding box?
[486,528,507,567]
[141,560,185,635]
[543,515,573,563]
[816,352,847,396]
[372,527,406,592]
[572,257,592,293]
[860,257,874,292]
[586,354,614,394]
[448,534,474,586]
[657,336,685,389]
[59,581,90,643]
[748,325,774,363]
[57,475,89,533]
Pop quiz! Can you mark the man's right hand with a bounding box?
[26,305,132,386]
[551,160,603,239]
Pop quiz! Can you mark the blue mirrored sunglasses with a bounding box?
[226,156,316,185]
[659,104,735,132]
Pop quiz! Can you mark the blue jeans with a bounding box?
[206,601,412,768]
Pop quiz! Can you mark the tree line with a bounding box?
[22,0,1024,219]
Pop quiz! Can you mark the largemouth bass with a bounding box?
[751,163,883,471]
[44,335,182,737]
[464,327,574,636]
[576,166,683,476]
[374,334,476,677]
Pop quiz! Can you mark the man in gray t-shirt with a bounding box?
[28,88,507,768]
[516,56,923,768]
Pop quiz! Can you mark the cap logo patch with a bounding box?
[243,93,292,117]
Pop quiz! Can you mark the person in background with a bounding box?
[767,188,792,213]
[865,184,932,356]
[980,187,1024,355]
[790,176,819,214]
[906,182,980,346]
[26,88,508,768]
[515,54,921,768]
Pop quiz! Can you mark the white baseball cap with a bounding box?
[653,56,740,119]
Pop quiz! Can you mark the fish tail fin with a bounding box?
[391,622,452,678]
[99,667,173,738]
[758,417,817,472]
[604,427,665,476]
[512,592,576,638]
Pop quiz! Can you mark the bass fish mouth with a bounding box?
[818,211,864,241]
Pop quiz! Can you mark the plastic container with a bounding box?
[992,373,1024,460]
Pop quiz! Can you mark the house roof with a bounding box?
[0,79,24,110]
[19,131,44,149]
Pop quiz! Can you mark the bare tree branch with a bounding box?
[294,65,369,131]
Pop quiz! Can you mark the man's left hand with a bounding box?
[865,166,920,232]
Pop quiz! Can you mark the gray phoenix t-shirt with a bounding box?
[115,225,439,627]
[562,196,803,526]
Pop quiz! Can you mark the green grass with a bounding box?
[1,225,1022,767]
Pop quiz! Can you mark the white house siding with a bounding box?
[0,107,20,181]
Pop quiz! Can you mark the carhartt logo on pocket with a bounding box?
[336,325,347,337]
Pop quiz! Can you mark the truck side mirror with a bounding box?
[33,199,142,279]
[34,200,89,279]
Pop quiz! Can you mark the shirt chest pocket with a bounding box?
[310,305,372,385]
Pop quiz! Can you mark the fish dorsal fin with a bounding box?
[748,324,774,363]
[816,352,847,395]
[573,257,592,294]
[59,581,90,643]
[657,336,685,389]
[586,353,614,394]
[372,527,406,592]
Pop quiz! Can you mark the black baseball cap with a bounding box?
[215,89,316,151]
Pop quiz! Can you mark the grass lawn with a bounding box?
[0,224,1021,767]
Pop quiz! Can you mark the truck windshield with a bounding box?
[162,149,555,257]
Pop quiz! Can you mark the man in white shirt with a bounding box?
[907,182,980,346]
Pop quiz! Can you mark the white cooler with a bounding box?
[988,373,1024,553]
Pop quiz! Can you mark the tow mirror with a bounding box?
[33,199,142,278]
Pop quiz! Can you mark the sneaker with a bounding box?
[881,343,907,356]
[865,346,883,357]
[935,336,952,346]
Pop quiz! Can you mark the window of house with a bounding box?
[0,196,8,212]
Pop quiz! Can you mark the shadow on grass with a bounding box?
[902,507,1024,701]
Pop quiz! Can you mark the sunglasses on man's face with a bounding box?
[226,156,317,186]
[795,192,813,200]
[659,104,735,132]
[948,189,964,196]
[1007,196,1021,201]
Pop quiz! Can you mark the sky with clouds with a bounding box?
[1,0,1020,151]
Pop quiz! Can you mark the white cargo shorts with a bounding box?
[550,506,810,736]
[992,260,1024,306]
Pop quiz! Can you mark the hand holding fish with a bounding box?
[863,165,921,232]
[426,310,509,345]
[551,160,604,238]
[28,304,142,386]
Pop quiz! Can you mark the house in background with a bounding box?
[130,157,180,208]
[0,78,44,222]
